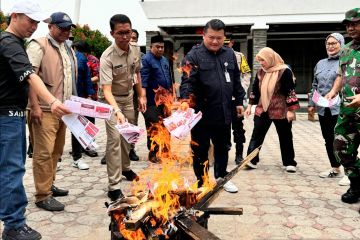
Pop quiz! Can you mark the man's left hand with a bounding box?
[236,106,244,118]
[138,96,147,113]
[346,94,360,108]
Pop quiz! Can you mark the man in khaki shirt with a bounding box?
[100,14,146,201]
[27,12,77,212]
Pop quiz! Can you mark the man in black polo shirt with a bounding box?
[0,1,70,239]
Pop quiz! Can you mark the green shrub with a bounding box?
[72,24,111,58]
[0,11,8,32]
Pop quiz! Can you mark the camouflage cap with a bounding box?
[342,8,360,24]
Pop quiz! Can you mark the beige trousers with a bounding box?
[28,111,66,202]
[105,93,135,191]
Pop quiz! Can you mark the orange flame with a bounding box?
[176,61,193,78]
[117,82,216,239]
[115,213,146,240]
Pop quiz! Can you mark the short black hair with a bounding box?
[109,14,131,31]
[225,32,233,40]
[204,19,226,33]
[72,40,91,53]
[132,29,139,39]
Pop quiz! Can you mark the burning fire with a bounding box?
[111,78,216,240]
[176,61,193,78]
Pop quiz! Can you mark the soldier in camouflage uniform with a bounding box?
[326,8,360,212]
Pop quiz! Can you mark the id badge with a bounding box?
[225,71,231,82]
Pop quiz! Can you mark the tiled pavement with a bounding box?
[1,113,360,239]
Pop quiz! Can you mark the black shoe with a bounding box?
[122,169,139,181]
[235,155,243,165]
[2,224,41,240]
[341,188,360,204]
[35,197,65,211]
[129,149,139,161]
[100,156,106,165]
[148,151,160,163]
[83,149,98,157]
[107,189,124,202]
[51,185,69,197]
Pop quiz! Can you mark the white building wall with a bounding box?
[141,0,359,29]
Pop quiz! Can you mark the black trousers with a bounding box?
[231,100,246,154]
[191,123,231,184]
[71,116,95,160]
[142,105,169,156]
[318,108,339,168]
[247,112,297,167]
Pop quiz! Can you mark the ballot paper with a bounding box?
[65,96,113,119]
[115,122,145,144]
[312,90,340,108]
[62,113,99,149]
[163,108,202,140]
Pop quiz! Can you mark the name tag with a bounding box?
[225,71,231,82]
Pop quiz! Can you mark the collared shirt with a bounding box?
[141,52,172,106]
[180,43,245,125]
[0,32,34,111]
[27,34,74,100]
[337,40,360,116]
[99,42,140,99]
[308,56,340,116]
[75,51,95,98]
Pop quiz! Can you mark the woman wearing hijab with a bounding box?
[244,47,300,172]
[308,33,349,186]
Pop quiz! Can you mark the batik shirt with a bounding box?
[87,54,100,100]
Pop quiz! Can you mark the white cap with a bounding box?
[10,0,50,22]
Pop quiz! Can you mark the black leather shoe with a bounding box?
[35,197,65,211]
[341,188,360,204]
[2,224,41,240]
[51,185,69,197]
[129,149,139,161]
[122,169,139,181]
[107,189,124,202]
[148,151,160,163]
[235,155,243,165]
[100,156,106,165]
[84,149,98,157]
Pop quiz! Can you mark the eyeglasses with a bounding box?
[326,42,339,47]
[55,25,72,32]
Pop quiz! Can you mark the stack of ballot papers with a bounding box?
[115,122,145,144]
[64,96,113,119]
[163,108,202,140]
[62,114,99,149]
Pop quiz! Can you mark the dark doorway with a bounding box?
[268,38,327,95]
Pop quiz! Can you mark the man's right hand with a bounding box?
[116,111,126,124]
[50,100,71,118]
[30,106,43,125]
